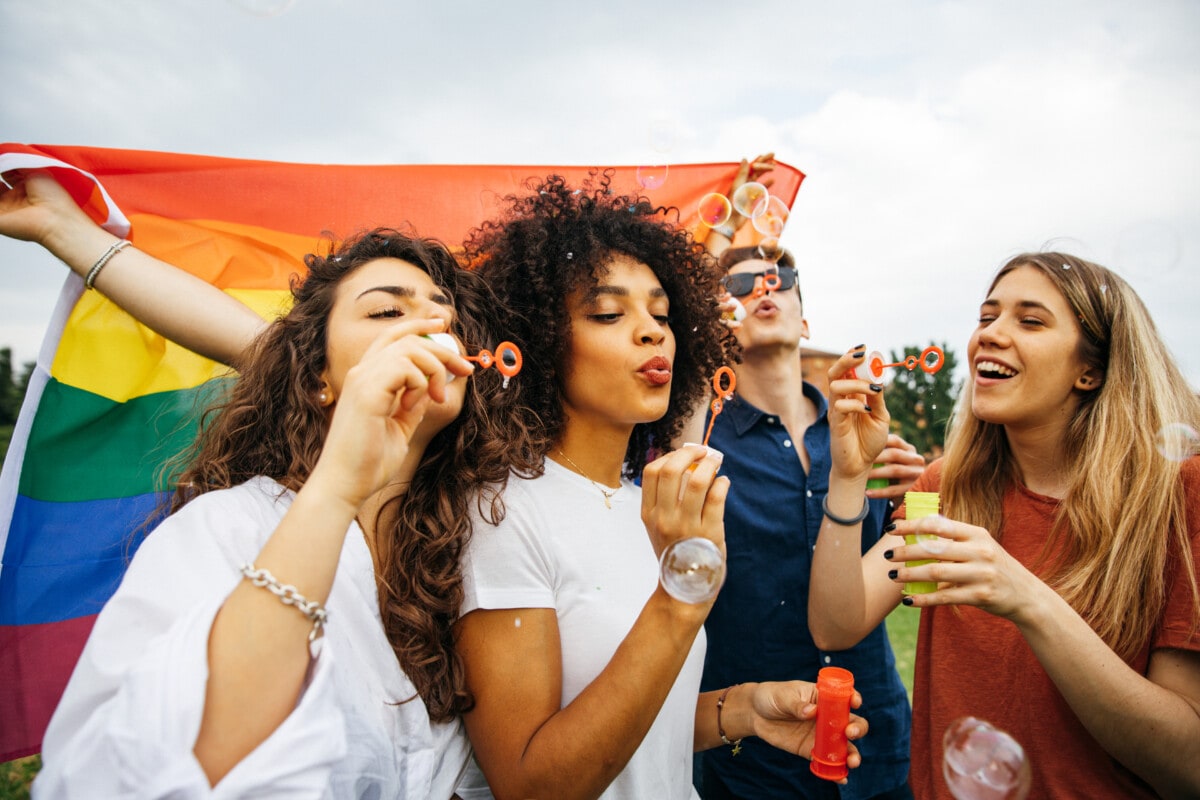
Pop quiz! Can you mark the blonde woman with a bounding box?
[810,252,1200,798]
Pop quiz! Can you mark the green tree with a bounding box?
[0,348,35,463]
[885,342,961,459]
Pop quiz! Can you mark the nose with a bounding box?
[976,316,1011,348]
[417,297,455,327]
[635,309,666,346]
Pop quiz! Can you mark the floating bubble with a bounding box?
[1114,219,1183,279]
[648,118,678,154]
[732,182,769,218]
[756,237,784,263]
[1154,423,1200,462]
[698,193,732,228]
[752,196,790,237]
[227,0,296,16]
[659,537,725,603]
[942,717,1031,800]
[637,164,668,190]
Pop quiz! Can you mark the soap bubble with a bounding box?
[732,182,769,218]
[752,195,790,237]
[942,717,1031,800]
[659,538,725,603]
[698,193,732,227]
[1154,423,1200,462]
[637,164,668,190]
[756,237,784,263]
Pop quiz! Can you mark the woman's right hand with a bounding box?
[826,347,891,483]
[307,318,474,512]
[0,169,95,249]
[639,445,729,561]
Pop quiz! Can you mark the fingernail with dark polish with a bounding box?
[902,596,914,606]
[883,523,896,533]
[851,350,865,359]
[883,549,894,560]
[887,569,898,579]
[864,404,872,412]
[870,384,883,393]
[852,344,865,350]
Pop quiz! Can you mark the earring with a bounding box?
[318,387,335,407]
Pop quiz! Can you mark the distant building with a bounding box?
[800,346,842,397]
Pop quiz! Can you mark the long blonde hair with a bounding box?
[941,252,1199,661]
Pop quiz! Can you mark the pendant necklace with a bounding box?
[556,450,620,509]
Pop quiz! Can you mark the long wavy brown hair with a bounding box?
[461,172,736,476]
[169,228,525,720]
[941,251,1200,661]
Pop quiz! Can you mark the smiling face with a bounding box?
[321,256,466,431]
[968,264,1100,432]
[725,258,808,352]
[559,253,677,436]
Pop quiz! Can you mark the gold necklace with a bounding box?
[556,450,620,509]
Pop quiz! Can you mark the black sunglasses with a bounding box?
[721,267,798,298]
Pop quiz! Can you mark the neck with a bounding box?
[1004,422,1073,498]
[553,421,629,488]
[735,343,811,423]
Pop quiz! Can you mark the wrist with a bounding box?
[711,222,737,241]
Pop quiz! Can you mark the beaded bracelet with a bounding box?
[84,239,131,290]
[239,563,328,642]
[717,684,743,756]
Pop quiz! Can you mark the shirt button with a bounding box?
[806,490,813,498]
[767,417,776,424]
[824,655,832,664]
[784,440,793,448]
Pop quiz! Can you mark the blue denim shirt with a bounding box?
[701,384,911,799]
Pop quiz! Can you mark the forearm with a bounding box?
[809,477,901,649]
[194,481,359,786]
[473,590,707,800]
[1017,588,1200,796]
[42,216,264,367]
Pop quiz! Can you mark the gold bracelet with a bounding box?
[717,684,743,755]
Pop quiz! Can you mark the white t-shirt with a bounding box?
[34,476,489,800]
[462,459,706,800]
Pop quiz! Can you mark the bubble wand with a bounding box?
[701,367,737,448]
[425,333,524,388]
[850,345,945,382]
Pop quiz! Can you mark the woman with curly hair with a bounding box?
[455,174,867,800]
[0,171,522,798]
[810,253,1200,798]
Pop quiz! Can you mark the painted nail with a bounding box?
[887,569,898,579]
[902,596,914,606]
[852,344,865,350]
[883,549,894,560]
[869,383,883,393]
[883,523,896,533]
[851,350,865,359]
[864,404,872,412]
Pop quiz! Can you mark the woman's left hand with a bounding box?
[884,515,1046,621]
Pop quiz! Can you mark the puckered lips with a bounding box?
[751,297,779,317]
[638,355,672,386]
[975,357,1018,383]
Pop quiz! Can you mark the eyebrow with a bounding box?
[585,285,669,302]
[980,298,1057,315]
[356,285,452,305]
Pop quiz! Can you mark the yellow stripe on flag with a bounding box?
[52,288,290,402]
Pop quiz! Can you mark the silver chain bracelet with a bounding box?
[239,563,329,642]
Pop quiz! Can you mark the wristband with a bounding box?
[821,495,870,526]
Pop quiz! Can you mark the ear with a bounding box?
[799,317,811,341]
[1075,368,1104,392]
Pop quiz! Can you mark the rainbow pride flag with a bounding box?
[0,143,805,759]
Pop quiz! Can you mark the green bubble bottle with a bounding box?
[903,491,940,595]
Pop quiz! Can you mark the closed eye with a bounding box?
[587,313,622,323]
[368,306,403,319]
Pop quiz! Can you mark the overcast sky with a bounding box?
[2,0,1197,392]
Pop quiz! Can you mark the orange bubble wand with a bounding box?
[848,344,945,382]
[702,367,737,448]
[465,341,523,388]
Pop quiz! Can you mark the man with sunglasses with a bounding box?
[690,206,923,799]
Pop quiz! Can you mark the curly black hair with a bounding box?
[462,172,737,478]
